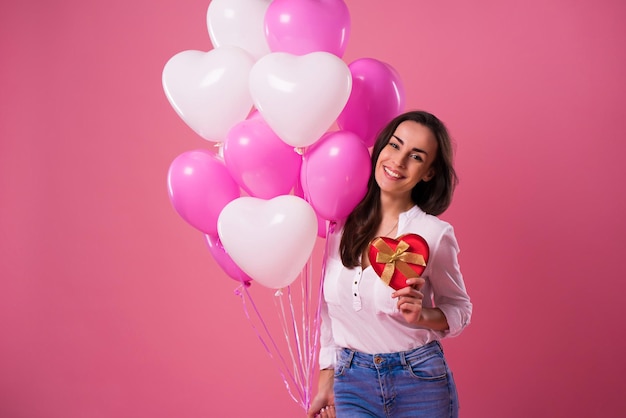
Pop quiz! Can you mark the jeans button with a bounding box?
[374,356,383,365]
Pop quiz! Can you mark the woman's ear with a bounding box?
[422,168,435,182]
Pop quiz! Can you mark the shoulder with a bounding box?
[404,207,456,250]
[406,206,453,234]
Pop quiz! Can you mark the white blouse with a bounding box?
[318,205,472,369]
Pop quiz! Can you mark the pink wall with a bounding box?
[1,0,625,416]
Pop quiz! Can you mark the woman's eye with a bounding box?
[411,154,423,162]
[388,142,399,149]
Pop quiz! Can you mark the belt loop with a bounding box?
[400,351,407,366]
[345,349,355,368]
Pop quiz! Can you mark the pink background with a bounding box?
[1,0,625,416]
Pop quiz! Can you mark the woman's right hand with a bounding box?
[307,395,335,418]
[306,369,335,418]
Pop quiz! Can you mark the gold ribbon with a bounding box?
[372,238,426,285]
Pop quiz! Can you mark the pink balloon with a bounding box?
[167,149,240,235]
[301,131,371,221]
[223,116,302,199]
[204,234,253,284]
[264,0,350,57]
[337,58,406,148]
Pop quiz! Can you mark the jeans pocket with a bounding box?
[334,351,351,377]
[405,353,448,381]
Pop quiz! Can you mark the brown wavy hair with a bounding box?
[339,110,458,268]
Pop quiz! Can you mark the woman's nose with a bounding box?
[393,153,407,168]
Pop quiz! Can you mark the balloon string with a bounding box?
[281,286,302,393]
[303,257,316,409]
[236,284,304,409]
[237,286,300,405]
[274,288,305,402]
[308,221,335,394]
[287,283,307,394]
[301,260,312,409]
[296,166,313,409]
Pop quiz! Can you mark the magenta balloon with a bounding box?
[167,149,240,235]
[301,131,371,221]
[204,234,253,284]
[264,0,351,57]
[223,117,302,199]
[337,58,406,147]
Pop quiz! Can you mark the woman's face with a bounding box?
[374,120,438,200]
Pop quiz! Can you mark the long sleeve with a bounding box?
[317,222,342,369]
[428,225,472,337]
[318,295,338,369]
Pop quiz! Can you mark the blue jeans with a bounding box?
[333,342,459,417]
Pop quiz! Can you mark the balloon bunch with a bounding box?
[163,0,406,410]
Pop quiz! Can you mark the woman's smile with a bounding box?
[383,165,404,179]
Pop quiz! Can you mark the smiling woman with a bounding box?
[2,0,625,417]
[308,110,471,418]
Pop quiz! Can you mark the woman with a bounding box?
[307,110,472,417]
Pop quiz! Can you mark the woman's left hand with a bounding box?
[391,277,425,325]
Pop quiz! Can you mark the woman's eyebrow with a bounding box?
[392,134,429,155]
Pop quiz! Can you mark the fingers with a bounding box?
[391,283,425,324]
[391,278,425,297]
[395,290,423,323]
[308,394,335,418]
[392,287,424,301]
[396,295,422,310]
[407,277,425,289]
[317,405,336,418]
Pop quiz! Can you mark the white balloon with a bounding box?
[162,46,254,142]
[217,195,318,289]
[249,52,352,148]
[207,0,272,60]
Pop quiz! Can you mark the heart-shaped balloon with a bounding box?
[217,195,318,289]
[207,0,271,60]
[162,46,254,142]
[223,116,302,199]
[249,52,352,148]
[367,234,429,290]
[264,0,351,57]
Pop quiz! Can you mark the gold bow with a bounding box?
[372,238,426,285]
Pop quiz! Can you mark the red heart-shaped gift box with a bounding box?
[367,233,430,290]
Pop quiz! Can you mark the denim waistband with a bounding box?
[338,341,443,369]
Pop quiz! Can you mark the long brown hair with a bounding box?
[339,110,458,268]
